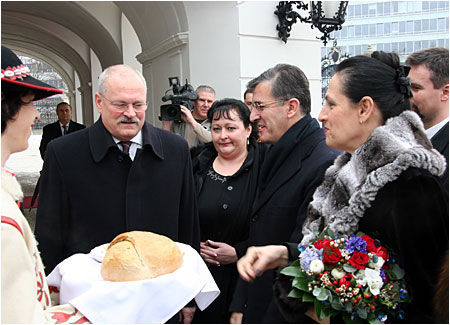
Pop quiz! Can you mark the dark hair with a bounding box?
[1,90,31,134]
[207,98,250,128]
[406,47,449,89]
[243,88,253,99]
[335,51,411,123]
[56,102,71,111]
[247,63,311,115]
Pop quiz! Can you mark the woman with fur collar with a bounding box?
[237,51,448,323]
[1,46,89,323]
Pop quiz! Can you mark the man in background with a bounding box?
[39,102,85,158]
[162,85,215,148]
[406,47,449,192]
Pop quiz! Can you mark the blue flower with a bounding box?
[380,269,387,282]
[301,246,323,271]
[345,236,367,254]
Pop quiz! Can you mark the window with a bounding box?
[446,17,449,31]
[377,2,384,15]
[384,22,391,35]
[349,45,355,56]
[384,43,391,52]
[348,5,355,18]
[377,23,384,35]
[423,1,430,10]
[407,1,415,12]
[430,18,437,31]
[407,20,414,33]
[392,42,399,53]
[438,1,446,9]
[349,25,355,38]
[422,19,430,31]
[407,41,413,53]
[392,22,399,34]
[362,24,368,36]
[392,1,399,13]
[355,25,361,37]
[430,39,437,47]
[438,39,445,47]
[362,4,368,17]
[369,3,376,15]
[399,41,406,54]
[355,45,362,55]
[398,1,407,13]
[341,26,348,38]
[430,1,438,10]
[438,18,445,30]
[399,21,406,33]
[321,47,328,58]
[414,41,421,51]
[384,2,391,14]
[369,24,376,36]
[355,4,361,17]
[422,40,429,49]
[414,20,421,32]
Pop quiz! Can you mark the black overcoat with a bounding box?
[431,122,449,192]
[39,120,86,158]
[238,116,340,323]
[35,117,200,274]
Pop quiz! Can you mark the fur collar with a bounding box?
[301,111,446,244]
[1,168,23,201]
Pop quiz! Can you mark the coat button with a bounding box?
[227,185,233,191]
[222,204,228,210]
[251,217,257,222]
[118,156,123,163]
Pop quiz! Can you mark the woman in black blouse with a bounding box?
[191,98,262,323]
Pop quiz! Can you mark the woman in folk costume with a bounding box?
[237,51,448,323]
[1,46,89,323]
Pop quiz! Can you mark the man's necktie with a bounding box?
[63,125,68,135]
[119,141,132,154]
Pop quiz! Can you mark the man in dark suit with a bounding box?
[35,65,200,323]
[406,47,449,192]
[229,64,339,323]
[39,102,85,158]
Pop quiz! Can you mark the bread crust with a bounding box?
[101,231,183,282]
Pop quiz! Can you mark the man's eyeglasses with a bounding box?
[99,93,148,112]
[250,100,285,112]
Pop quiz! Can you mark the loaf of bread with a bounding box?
[100,231,183,282]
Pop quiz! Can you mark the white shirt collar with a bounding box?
[426,117,449,139]
[112,131,143,161]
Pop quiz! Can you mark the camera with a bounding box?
[160,77,197,122]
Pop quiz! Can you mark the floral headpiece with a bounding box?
[395,66,412,99]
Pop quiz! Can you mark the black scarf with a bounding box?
[258,114,318,192]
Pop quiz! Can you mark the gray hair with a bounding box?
[98,65,147,95]
[195,85,215,96]
[406,47,449,89]
[247,64,311,115]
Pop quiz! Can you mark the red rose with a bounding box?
[348,251,370,269]
[361,235,377,253]
[373,246,389,261]
[323,244,342,264]
[314,238,331,250]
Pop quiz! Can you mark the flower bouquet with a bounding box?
[280,228,410,323]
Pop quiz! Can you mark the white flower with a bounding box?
[364,268,383,295]
[331,268,346,280]
[368,255,385,270]
[354,269,367,286]
[309,259,324,274]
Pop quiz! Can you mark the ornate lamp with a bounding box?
[275,1,348,45]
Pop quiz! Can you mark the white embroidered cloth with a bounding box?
[47,243,220,324]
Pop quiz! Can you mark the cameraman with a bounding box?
[162,85,215,148]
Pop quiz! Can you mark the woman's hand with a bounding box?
[200,240,237,266]
[229,312,243,324]
[237,245,289,282]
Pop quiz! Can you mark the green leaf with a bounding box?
[390,263,405,280]
[316,288,329,301]
[342,313,358,324]
[290,259,300,267]
[314,299,323,320]
[331,296,345,310]
[345,301,353,313]
[280,265,303,277]
[287,288,303,299]
[343,263,357,273]
[293,278,309,292]
[302,292,315,302]
[356,305,368,319]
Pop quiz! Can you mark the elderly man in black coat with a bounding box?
[35,65,200,322]
[229,64,339,324]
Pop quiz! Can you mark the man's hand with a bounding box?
[200,240,237,266]
[230,312,243,324]
[179,306,196,324]
[180,106,197,128]
[237,245,289,282]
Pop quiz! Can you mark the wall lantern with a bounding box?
[275,1,348,45]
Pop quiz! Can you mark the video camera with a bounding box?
[160,77,197,122]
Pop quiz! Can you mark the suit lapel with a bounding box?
[431,122,449,153]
